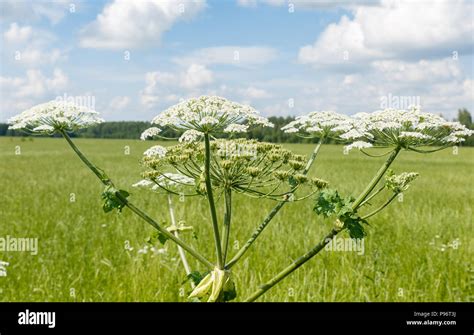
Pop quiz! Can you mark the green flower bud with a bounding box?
[294,173,308,184]
[246,167,262,177]
[274,170,289,181]
[289,160,304,171]
[221,160,233,170]
[311,177,329,189]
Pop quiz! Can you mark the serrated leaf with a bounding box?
[183,271,205,286]
[101,185,129,213]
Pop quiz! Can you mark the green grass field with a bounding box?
[0,136,472,302]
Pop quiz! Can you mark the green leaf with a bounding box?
[313,189,347,218]
[147,229,169,246]
[222,278,237,302]
[183,271,205,286]
[101,185,129,213]
[157,233,168,245]
[345,217,368,239]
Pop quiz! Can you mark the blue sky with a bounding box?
[1,0,473,122]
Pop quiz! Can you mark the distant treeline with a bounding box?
[2,110,473,145]
[0,117,322,143]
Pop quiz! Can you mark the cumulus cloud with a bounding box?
[238,86,272,99]
[2,23,65,66]
[0,68,68,117]
[140,64,214,108]
[298,0,473,66]
[182,64,213,89]
[80,0,206,49]
[109,96,131,110]
[372,58,462,82]
[174,46,278,67]
[0,0,70,24]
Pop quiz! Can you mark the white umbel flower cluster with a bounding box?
[385,171,419,193]
[344,141,373,152]
[8,100,104,134]
[133,173,194,193]
[140,127,162,140]
[151,96,273,136]
[348,107,473,148]
[179,129,203,143]
[281,111,353,138]
[143,145,167,158]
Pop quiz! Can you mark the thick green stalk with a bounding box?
[204,133,224,269]
[244,229,338,302]
[221,187,232,263]
[60,130,214,270]
[351,147,401,210]
[361,193,398,220]
[244,146,402,301]
[226,137,325,269]
[61,130,112,185]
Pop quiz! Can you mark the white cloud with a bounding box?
[174,46,278,66]
[3,22,33,43]
[182,64,213,89]
[0,68,68,118]
[298,0,473,66]
[109,96,131,110]
[2,23,65,66]
[237,0,258,7]
[372,58,462,82]
[0,0,70,24]
[140,64,214,108]
[80,0,206,50]
[238,86,272,99]
[238,0,359,9]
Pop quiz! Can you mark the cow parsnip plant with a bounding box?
[9,98,473,302]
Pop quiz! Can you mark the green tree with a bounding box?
[457,108,472,128]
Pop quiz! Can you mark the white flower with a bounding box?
[346,107,473,149]
[140,127,161,140]
[385,171,419,193]
[143,145,167,158]
[32,125,55,132]
[199,116,219,126]
[179,129,203,143]
[8,100,104,134]
[282,111,352,138]
[344,141,373,152]
[151,95,273,135]
[398,131,432,140]
[155,173,194,187]
[132,179,155,188]
[224,123,249,133]
[133,173,194,193]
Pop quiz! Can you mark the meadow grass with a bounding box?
[0,136,472,302]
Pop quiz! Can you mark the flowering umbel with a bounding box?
[141,139,327,200]
[8,100,104,134]
[343,106,473,152]
[281,111,353,139]
[151,96,274,139]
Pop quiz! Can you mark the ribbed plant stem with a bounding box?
[244,146,402,301]
[351,147,401,210]
[60,131,214,270]
[245,229,338,302]
[204,133,224,269]
[221,187,232,263]
[226,137,325,269]
[361,193,398,220]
